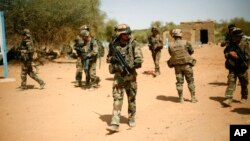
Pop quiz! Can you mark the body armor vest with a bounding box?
[169,40,193,65]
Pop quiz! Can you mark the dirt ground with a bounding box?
[0,44,250,141]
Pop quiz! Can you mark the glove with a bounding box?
[110,57,118,63]
[134,63,142,68]
[84,54,92,60]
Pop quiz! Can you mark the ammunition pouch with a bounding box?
[109,64,119,74]
[167,59,174,68]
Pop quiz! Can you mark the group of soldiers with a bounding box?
[15,23,249,132]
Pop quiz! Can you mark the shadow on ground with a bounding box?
[231,108,250,115]
[156,95,190,103]
[209,96,240,108]
[208,81,228,86]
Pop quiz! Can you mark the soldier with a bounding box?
[223,28,250,106]
[17,29,45,90]
[79,30,101,88]
[106,24,143,132]
[148,26,163,76]
[74,25,89,87]
[167,29,197,103]
[221,24,236,47]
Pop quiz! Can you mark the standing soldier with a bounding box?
[17,29,45,90]
[167,29,197,103]
[148,26,163,76]
[106,24,143,132]
[79,30,100,88]
[74,25,89,87]
[221,24,236,47]
[223,28,250,106]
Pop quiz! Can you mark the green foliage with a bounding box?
[103,19,118,42]
[133,29,149,44]
[215,17,250,44]
[3,0,105,47]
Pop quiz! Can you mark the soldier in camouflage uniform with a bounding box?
[148,26,163,76]
[79,30,100,88]
[223,28,250,106]
[221,24,236,47]
[167,29,197,103]
[74,25,89,87]
[17,29,45,90]
[106,24,143,132]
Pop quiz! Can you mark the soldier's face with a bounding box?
[81,36,89,42]
[233,36,242,43]
[22,35,27,40]
[120,34,129,43]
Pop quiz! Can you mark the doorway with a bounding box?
[200,29,208,44]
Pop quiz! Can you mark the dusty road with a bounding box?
[0,44,250,141]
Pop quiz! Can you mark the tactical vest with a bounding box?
[117,39,135,69]
[19,39,33,62]
[169,40,194,65]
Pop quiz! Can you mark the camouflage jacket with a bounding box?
[224,40,250,72]
[148,34,163,51]
[107,38,143,74]
[17,39,34,62]
[168,39,195,66]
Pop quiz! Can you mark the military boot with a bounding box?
[223,98,233,106]
[155,68,161,76]
[17,85,27,90]
[75,80,82,87]
[191,93,198,103]
[107,124,119,132]
[128,119,136,127]
[92,77,101,88]
[178,94,184,103]
[39,82,46,90]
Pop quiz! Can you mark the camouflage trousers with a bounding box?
[151,50,161,71]
[111,73,137,125]
[174,64,195,96]
[21,61,44,87]
[225,70,249,99]
[75,58,83,82]
[84,61,100,86]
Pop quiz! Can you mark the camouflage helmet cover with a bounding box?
[79,30,90,37]
[151,26,159,32]
[116,24,131,36]
[172,29,182,37]
[80,25,90,31]
[22,28,31,37]
[231,28,243,37]
[228,23,236,30]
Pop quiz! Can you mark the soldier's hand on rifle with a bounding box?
[229,51,238,59]
[84,54,91,60]
[110,56,118,63]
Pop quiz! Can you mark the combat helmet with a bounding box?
[228,23,236,30]
[116,24,131,36]
[79,30,90,37]
[231,28,243,37]
[22,28,31,37]
[151,26,159,32]
[80,25,90,31]
[172,29,182,37]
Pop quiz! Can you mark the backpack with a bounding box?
[90,38,105,58]
[96,39,105,57]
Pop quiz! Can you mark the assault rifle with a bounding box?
[84,56,91,71]
[110,38,131,75]
[234,45,249,71]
